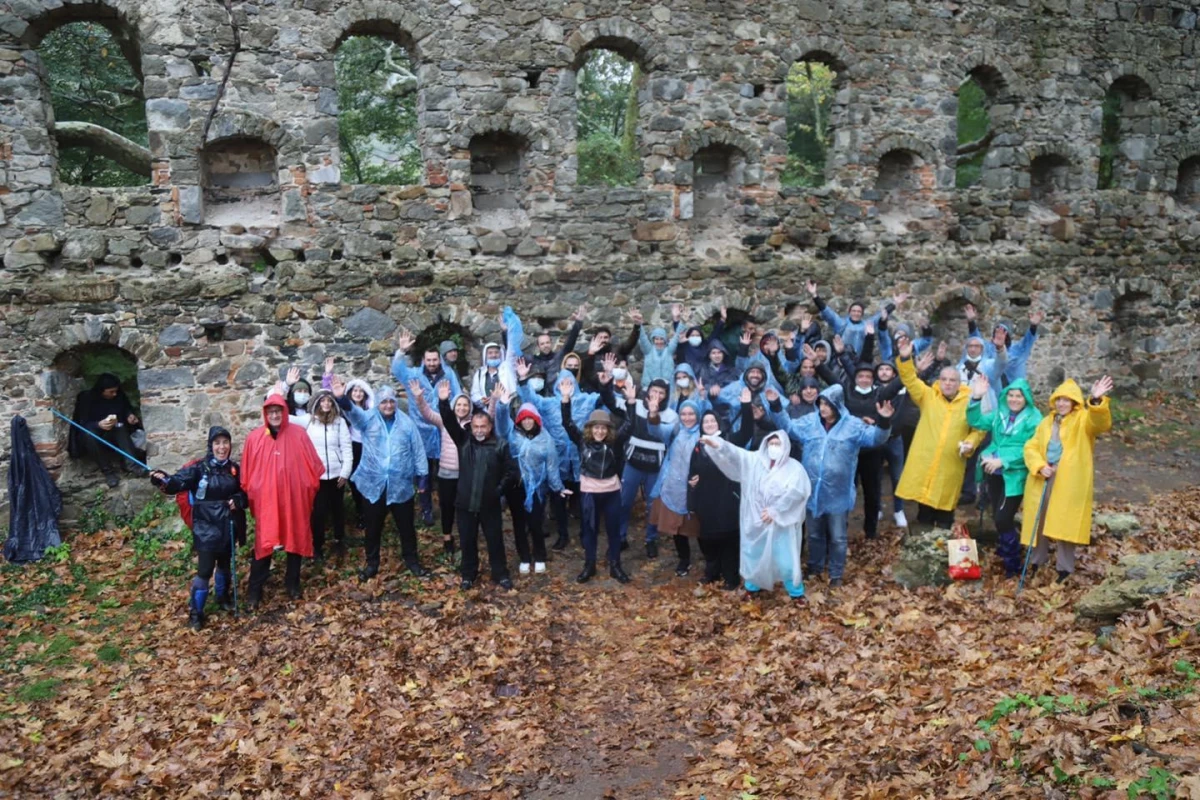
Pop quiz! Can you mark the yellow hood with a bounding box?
[1049,379,1084,409]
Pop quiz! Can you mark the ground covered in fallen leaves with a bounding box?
[2,396,1199,799]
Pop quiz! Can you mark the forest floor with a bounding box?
[1,395,1199,799]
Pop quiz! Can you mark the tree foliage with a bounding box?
[39,22,147,187]
[956,77,990,189]
[783,61,835,187]
[1097,89,1123,191]
[335,36,420,186]
[576,49,640,187]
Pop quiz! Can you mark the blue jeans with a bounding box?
[882,435,905,513]
[806,512,849,581]
[581,490,623,565]
[619,463,660,543]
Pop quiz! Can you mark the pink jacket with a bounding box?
[414,391,471,473]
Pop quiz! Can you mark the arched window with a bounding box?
[1098,75,1153,190]
[954,66,1008,189]
[1030,154,1070,202]
[876,149,922,194]
[334,28,419,185]
[575,48,641,187]
[783,54,841,187]
[1177,156,1200,209]
[37,21,148,186]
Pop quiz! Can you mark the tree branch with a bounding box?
[201,0,242,144]
[957,130,996,157]
[54,121,152,177]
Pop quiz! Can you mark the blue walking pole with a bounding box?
[49,408,151,472]
[229,518,239,618]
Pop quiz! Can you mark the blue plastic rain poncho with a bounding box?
[496,402,564,510]
[639,325,680,388]
[469,307,525,404]
[769,384,889,518]
[666,362,713,415]
[704,430,812,595]
[648,400,702,512]
[694,339,738,389]
[519,370,599,482]
[717,359,785,443]
[980,320,1039,383]
[392,349,463,459]
[340,385,429,505]
[818,299,890,357]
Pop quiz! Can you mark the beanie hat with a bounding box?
[439,340,458,358]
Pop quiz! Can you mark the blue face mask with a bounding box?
[487,358,501,368]
[529,378,545,392]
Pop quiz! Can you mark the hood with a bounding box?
[707,339,731,358]
[450,390,472,419]
[813,340,832,357]
[94,373,122,392]
[1049,379,1084,409]
[262,394,290,430]
[992,321,1013,348]
[375,385,398,407]
[963,336,985,362]
[757,427,792,466]
[482,341,504,365]
[818,383,847,416]
[555,369,580,399]
[674,363,697,382]
[741,361,769,388]
[874,361,897,381]
[650,327,669,345]
[344,378,375,410]
[206,425,232,459]
[515,403,542,435]
[677,399,702,431]
[892,322,914,341]
[999,377,1037,412]
[306,388,338,416]
[791,375,821,395]
[559,352,583,375]
[439,340,458,358]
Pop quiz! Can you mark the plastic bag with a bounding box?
[947,522,981,581]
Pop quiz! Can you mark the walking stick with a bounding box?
[50,408,152,471]
[1018,474,1054,594]
[230,518,239,618]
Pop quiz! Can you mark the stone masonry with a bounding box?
[1,0,1199,512]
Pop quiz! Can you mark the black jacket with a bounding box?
[157,426,247,553]
[688,441,740,538]
[578,325,640,393]
[441,400,519,512]
[528,319,582,385]
[562,398,633,481]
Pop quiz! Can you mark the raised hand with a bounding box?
[971,374,989,400]
[865,322,875,336]
[876,399,895,419]
[436,380,451,401]
[498,385,514,404]
[916,349,934,372]
[629,309,644,325]
[587,336,604,355]
[558,377,574,400]
[396,328,415,352]
[964,303,977,322]
[602,352,618,373]
[622,380,637,402]
[331,377,346,398]
[799,311,813,330]
[671,303,682,321]
[286,366,301,386]
[1090,375,1114,400]
[324,356,335,375]
[709,383,721,398]
[802,343,817,361]
[719,304,728,321]
[992,327,1008,349]
[897,337,914,360]
[832,335,845,354]
[515,357,530,380]
[893,292,910,307]
[739,329,752,346]
[764,387,780,404]
[1030,309,1045,326]
[805,279,818,297]
[571,303,588,322]
[740,386,752,404]
[646,394,660,414]
[407,379,423,399]
[936,341,948,361]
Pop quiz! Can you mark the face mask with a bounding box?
[487,358,501,368]
[767,443,784,461]
[854,385,873,395]
[293,392,310,406]
[676,377,691,388]
[612,368,628,380]
[529,378,545,392]
[566,367,579,378]
[688,336,703,347]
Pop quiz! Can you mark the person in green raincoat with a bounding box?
[966,375,1042,578]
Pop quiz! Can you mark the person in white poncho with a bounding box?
[701,430,812,600]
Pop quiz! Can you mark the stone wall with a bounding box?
[2,0,1199,511]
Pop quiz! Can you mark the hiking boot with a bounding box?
[1056,570,1071,584]
[358,565,379,582]
[551,534,569,551]
[406,560,430,579]
[609,563,631,584]
[104,472,120,488]
[498,578,515,591]
[459,578,474,590]
[576,561,597,584]
[188,608,204,631]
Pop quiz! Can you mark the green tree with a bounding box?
[783,61,835,187]
[576,49,640,186]
[1097,89,1122,190]
[956,77,990,188]
[39,22,147,187]
[335,36,420,185]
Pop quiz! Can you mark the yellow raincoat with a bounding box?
[895,357,985,511]
[1020,380,1111,546]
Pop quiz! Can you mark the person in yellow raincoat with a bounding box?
[1021,376,1113,582]
[894,339,986,527]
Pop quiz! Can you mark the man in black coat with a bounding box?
[438,382,520,590]
[69,373,144,487]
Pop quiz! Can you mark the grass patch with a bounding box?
[96,643,122,663]
[16,678,63,702]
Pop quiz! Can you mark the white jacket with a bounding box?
[291,396,354,481]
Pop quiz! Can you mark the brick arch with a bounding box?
[677,128,761,163]
[319,3,433,58]
[564,17,664,71]
[1163,138,1200,194]
[201,110,304,161]
[18,0,144,81]
[958,49,1026,101]
[775,36,856,81]
[869,134,937,165]
[1016,142,1082,169]
[1100,65,1159,98]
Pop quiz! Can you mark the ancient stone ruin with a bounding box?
[2,0,1199,510]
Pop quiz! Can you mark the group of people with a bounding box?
[90,289,1113,629]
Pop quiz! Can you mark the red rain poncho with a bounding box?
[241,395,323,559]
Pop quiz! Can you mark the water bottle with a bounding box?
[196,473,209,500]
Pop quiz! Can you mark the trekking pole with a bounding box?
[49,408,152,471]
[230,518,239,618]
[1017,476,1053,594]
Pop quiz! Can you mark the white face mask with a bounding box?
[676,377,691,388]
[529,378,545,392]
[688,336,703,347]
[854,385,874,395]
[767,443,784,461]
[612,368,628,380]
[293,392,310,406]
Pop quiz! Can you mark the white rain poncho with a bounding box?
[705,430,812,592]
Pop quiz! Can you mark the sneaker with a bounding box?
[498,577,515,591]
[421,509,435,527]
[534,562,546,574]
[272,544,284,554]
[894,510,909,528]
[519,562,531,575]
[459,578,474,590]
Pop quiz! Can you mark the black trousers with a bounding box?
[350,442,366,525]
[917,503,955,528]
[512,490,548,564]
[856,449,885,537]
[986,473,1021,532]
[674,534,691,564]
[249,551,302,594]
[196,550,231,581]
[438,477,459,538]
[459,507,509,582]
[549,479,579,539]
[361,497,418,571]
[310,479,345,558]
[698,535,739,587]
[83,425,138,475]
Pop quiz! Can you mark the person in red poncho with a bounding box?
[242,394,323,607]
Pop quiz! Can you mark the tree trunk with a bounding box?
[806,62,825,151]
[621,63,641,157]
[53,121,151,177]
